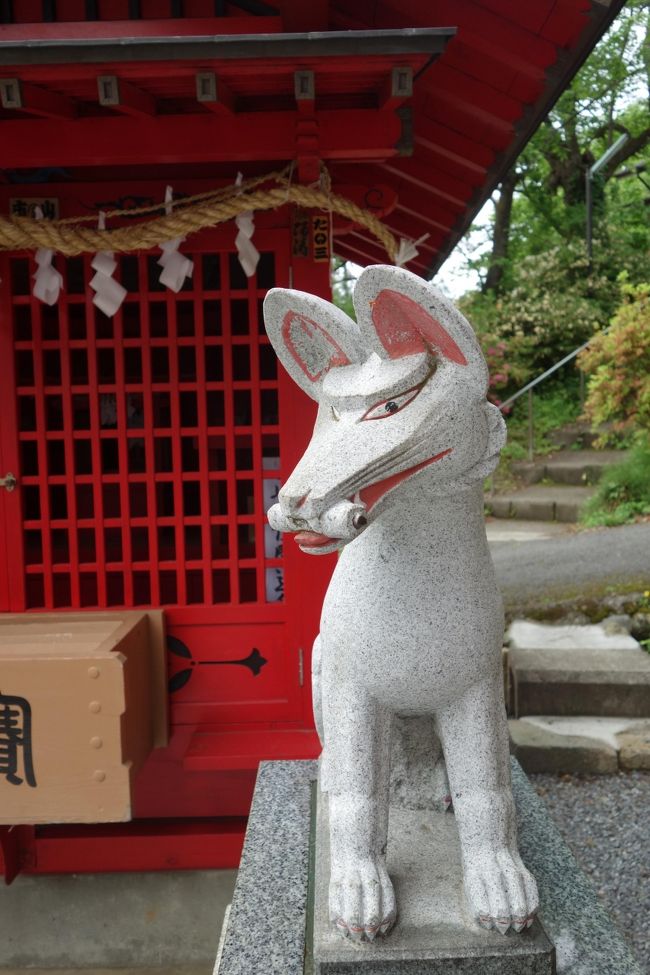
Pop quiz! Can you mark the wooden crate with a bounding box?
[0,611,167,824]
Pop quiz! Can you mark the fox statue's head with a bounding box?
[263,265,506,555]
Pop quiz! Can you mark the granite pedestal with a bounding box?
[216,759,643,975]
[314,783,553,974]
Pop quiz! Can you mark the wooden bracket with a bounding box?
[379,65,413,110]
[97,75,156,117]
[195,71,235,114]
[0,78,76,120]
[294,70,315,106]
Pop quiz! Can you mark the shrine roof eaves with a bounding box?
[0,2,631,279]
[0,27,455,67]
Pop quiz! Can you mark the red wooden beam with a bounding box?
[361,0,559,71]
[412,128,493,179]
[0,109,403,168]
[338,231,431,275]
[2,54,432,88]
[0,78,76,120]
[381,157,475,208]
[0,825,34,885]
[97,75,156,117]
[0,18,283,42]
[423,63,522,131]
[392,198,457,237]
[442,38,543,102]
[25,819,246,874]
[294,70,319,183]
[184,729,321,772]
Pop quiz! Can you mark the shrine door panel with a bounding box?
[0,231,326,732]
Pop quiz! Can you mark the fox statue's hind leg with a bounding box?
[319,651,396,942]
[437,673,539,934]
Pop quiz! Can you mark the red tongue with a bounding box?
[295,530,335,548]
[359,448,452,511]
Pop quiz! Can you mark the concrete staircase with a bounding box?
[506,621,650,774]
[490,447,627,523]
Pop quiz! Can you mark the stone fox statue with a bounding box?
[263,265,539,943]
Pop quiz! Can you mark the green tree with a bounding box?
[458,1,650,387]
[475,0,650,302]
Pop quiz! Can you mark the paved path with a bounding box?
[487,521,650,608]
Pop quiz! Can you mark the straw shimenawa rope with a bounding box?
[0,168,399,262]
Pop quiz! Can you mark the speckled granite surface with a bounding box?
[216,759,643,975]
[216,761,313,975]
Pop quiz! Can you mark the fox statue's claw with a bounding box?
[465,848,539,935]
[330,857,396,943]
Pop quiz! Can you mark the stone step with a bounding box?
[488,484,595,522]
[509,717,650,775]
[547,421,613,450]
[512,448,627,487]
[506,621,650,718]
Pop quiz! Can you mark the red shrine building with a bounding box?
[0,1,622,882]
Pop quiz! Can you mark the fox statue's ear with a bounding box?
[353,265,488,392]
[264,289,364,401]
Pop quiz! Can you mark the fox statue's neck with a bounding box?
[342,475,489,563]
[325,470,499,633]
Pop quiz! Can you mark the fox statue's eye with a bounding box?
[361,384,423,421]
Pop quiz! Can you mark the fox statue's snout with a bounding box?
[269,433,375,552]
[268,496,368,547]
[263,265,505,556]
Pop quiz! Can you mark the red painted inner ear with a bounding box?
[281,311,351,381]
[371,289,468,366]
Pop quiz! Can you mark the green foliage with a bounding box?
[580,439,650,526]
[578,280,650,439]
[474,333,529,406]
[331,257,355,320]
[484,382,583,493]
[505,380,584,457]
[457,2,650,386]
[462,241,618,378]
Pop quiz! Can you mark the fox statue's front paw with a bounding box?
[329,856,396,942]
[464,847,539,934]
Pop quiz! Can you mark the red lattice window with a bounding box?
[4,239,287,612]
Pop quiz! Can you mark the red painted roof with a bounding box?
[328,0,625,275]
[0,1,625,276]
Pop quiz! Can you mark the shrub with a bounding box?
[461,240,619,380]
[477,334,529,406]
[581,439,650,527]
[577,280,650,441]
[504,379,583,455]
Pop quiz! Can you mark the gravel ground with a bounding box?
[531,771,650,971]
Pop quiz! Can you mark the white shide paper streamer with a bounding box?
[158,186,194,293]
[32,207,63,306]
[90,212,127,318]
[234,172,260,278]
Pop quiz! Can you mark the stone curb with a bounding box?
[509,718,650,775]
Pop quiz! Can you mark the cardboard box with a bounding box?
[0,611,167,824]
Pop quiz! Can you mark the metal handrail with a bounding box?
[497,327,609,460]
[499,336,595,411]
